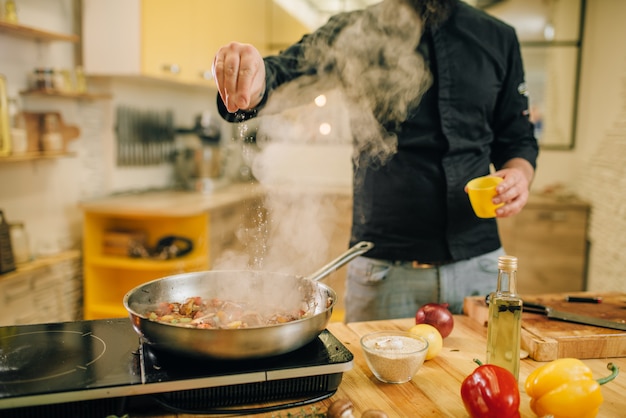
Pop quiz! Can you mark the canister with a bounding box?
[9,222,30,264]
[0,210,16,274]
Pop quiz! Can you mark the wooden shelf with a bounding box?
[0,20,78,42]
[20,89,112,100]
[0,250,81,281]
[89,254,208,271]
[0,151,76,163]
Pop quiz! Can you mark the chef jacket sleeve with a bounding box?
[489,31,539,171]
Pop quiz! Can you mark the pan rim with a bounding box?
[123,269,337,330]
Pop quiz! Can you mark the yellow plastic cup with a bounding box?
[466,176,504,218]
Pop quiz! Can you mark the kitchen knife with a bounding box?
[523,302,626,331]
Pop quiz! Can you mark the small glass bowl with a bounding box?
[360,330,429,384]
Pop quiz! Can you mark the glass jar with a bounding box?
[8,97,27,154]
[74,66,87,93]
[33,68,54,91]
[4,1,18,23]
[9,222,30,264]
[41,113,64,153]
[53,69,65,91]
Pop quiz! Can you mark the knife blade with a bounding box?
[523,302,626,331]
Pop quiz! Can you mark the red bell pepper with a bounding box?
[460,359,521,418]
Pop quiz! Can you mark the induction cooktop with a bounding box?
[0,318,353,417]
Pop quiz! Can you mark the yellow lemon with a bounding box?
[408,323,443,360]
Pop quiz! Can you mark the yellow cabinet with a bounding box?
[80,184,266,320]
[82,211,209,319]
[140,0,195,82]
[82,0,272,86]
[267,1,310,54]
[82,0,312,84]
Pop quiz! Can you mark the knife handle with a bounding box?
[486,295,549,315]
[521,302,549,315]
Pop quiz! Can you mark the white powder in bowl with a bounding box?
[361,333,428,383]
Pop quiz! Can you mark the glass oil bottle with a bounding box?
[486,255,522,380]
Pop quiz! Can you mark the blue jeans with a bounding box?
[344,247,504,322]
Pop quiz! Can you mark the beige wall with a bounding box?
[534,0,626,191]
[535,0,626,291]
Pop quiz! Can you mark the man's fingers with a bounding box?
[212,43,264,112]
[233,51,262,109]
[222,51,242,112]
[212,52,228,106]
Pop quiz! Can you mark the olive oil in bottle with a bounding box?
[486,255,522,380]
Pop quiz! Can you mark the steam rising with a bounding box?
[214,0,433,279]
[259,0,432,165]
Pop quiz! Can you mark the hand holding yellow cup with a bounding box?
[466,176,504,218]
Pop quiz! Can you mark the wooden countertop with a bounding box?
[141,316,625,417]
[79,182,352,217]
[79,183,266,217]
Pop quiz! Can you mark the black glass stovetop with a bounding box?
[0,318,353,417]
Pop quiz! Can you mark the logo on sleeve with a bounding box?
[517,82,528,97]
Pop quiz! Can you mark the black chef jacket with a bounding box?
[217,0,539,263]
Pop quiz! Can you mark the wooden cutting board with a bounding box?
[463,292,626,361]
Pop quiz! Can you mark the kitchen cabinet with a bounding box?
[82,211,209,319]
[140,0,195,82]
[191,0,272,66]
[80,184,266,319]
[82,0,310,85]
[497,194,590,294]
[82,0,270,86]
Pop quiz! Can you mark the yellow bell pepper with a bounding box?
[524,358,619,418]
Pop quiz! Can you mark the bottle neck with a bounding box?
[496,268,518,295]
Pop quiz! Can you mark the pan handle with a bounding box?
[304,241,374,282]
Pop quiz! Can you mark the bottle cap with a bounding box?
[498,255,518,270]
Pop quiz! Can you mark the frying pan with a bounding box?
[123,241,373,359]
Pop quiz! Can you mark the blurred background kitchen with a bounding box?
[0,0,624,326]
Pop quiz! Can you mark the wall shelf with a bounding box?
[20,89,112,100]
[0,20,78,42]
[0,151,76,163]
